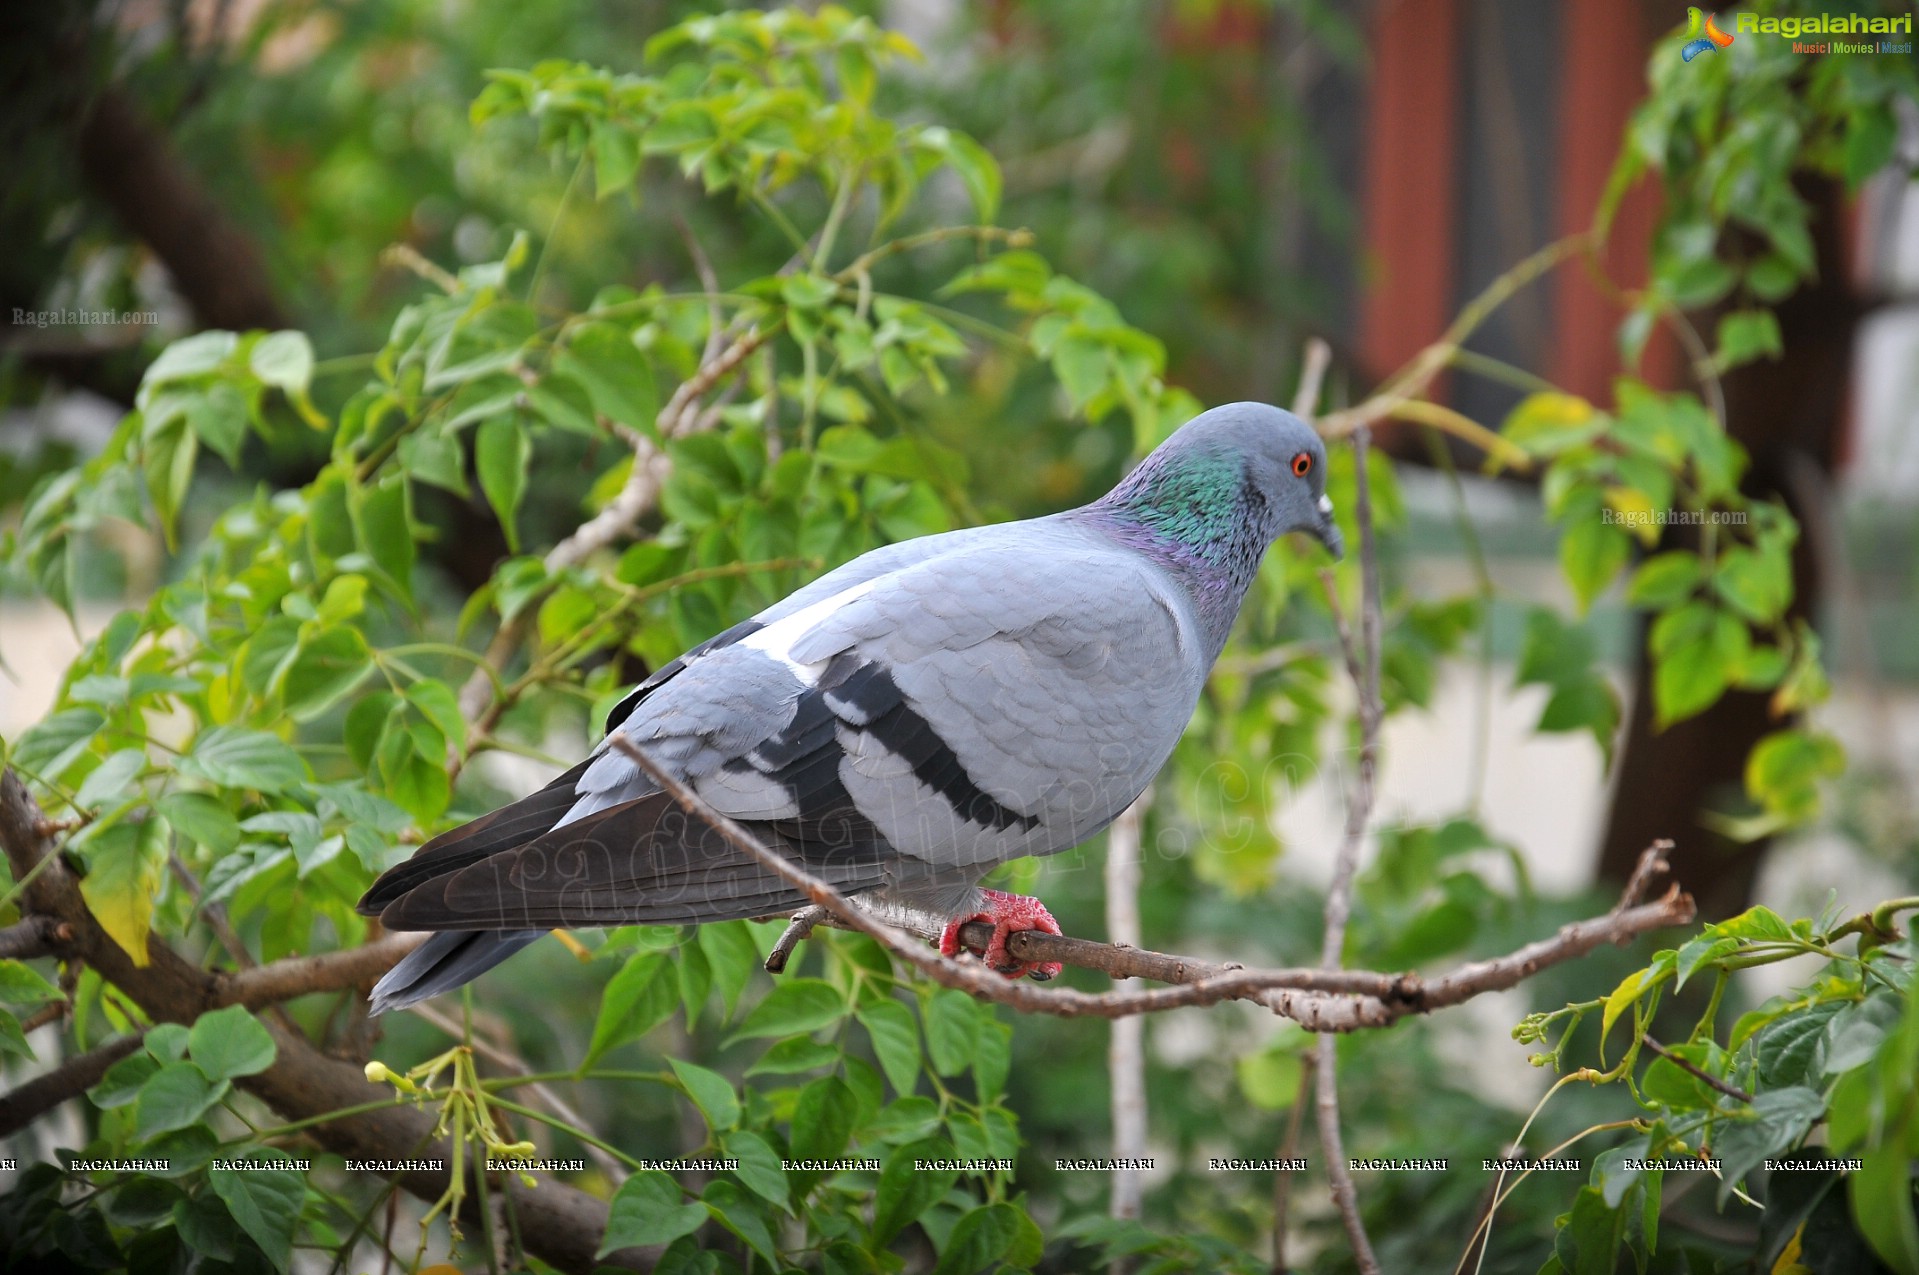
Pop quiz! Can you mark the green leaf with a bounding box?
[156,793,240,854]
[0,1009,33,1061]
[864,1094,941,1145]
[1716,1086,1824,1203]
[1559,1184,1630,1275]
[1600,966,1651,1055]
[559,324,658,435]
[1845,104,1898,189]
[932,1204,1020,1275]
[601,1171,706,1254]
[80,818,169,967]
[1715,547,1791,624]
[73,749,147,812]
[584,952,679,1068]
[357,476,416,601]
[207,1159,305,1273]
[1825,995,1905,1077]
[1560,518,1630,613]
[704,1180,777,1263]
[404,679,466,755]
[282,626,374,721]
[141,413,197,547]
[90,1050,160,1108]
[790,1074,859,1165]
[250,331,314,398]
[143,331,237,387]
[698,921,763,1022]
[1755,1001,1844,1089]
[188,1005,277,1081]
[973,1020,1011,1100]
[1714,310,1782,371]
[1626,551,1702,608]
[743,1036,840,1077]
[723,1129,789,1208]
[935,130,1001,224]
[1745,728,1844,823]
[135,1061,229,1139]
[728,978,845,1043]
[593,120,643,199]
[179,726,308,793]
[186,383,250,469]
[1237,1048,1305,1111]
[1653,609,1746,728]
[145,1022,190,1062]
[13,708,106,783]
[1852,1144,1919,1275]
[922,988,976,1077]
[1673,934,1738,990]
[476,414,531,552]
[1712,904,1795,944]
[0,960,61,1008]
[872,1138,958,1247]
[669,1057,740,1131]
[1504,392,1604,457]
[859,999,921,1095]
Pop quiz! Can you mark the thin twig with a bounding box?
[1319,234,1589,443]
[764,905,830,975]
[0,1034,145,1137]
[1291,337,1332,418]
[1271,1050,1317,1275]
[676,213,725,366]
[456,322,779,723]
[1642,1035,1754,1104]
[606,716,1694,1028]
[0,916,72,960]
[1106,790,1152,1223]
[1315,423,1384,1275]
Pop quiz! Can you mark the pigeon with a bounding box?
[359,401,1341,1012]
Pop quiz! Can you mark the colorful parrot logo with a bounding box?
[1681,8,1735,61]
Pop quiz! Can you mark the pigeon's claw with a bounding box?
[938,889,1064,981]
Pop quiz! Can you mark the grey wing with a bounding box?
[404,523,1201,927]
[777,530,1208,881]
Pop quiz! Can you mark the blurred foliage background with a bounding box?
[1,1,1917,1273]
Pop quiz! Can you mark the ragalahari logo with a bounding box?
[1681,8,1736,61]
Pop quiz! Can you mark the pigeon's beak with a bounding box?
[1311,493,1344,560]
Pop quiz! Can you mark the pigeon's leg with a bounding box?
[938,889,1064,981]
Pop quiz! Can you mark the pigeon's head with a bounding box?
[1121,402,1343,560]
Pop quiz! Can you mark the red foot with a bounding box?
[938,889,1064,981]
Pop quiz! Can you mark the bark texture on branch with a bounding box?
[0,1035,143,1138]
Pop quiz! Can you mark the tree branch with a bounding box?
[0,769,630,1275]
[457,323,777,723]
[1315,423,1384,1275]
[1642,1035,1753,1105]
[220,932,426,1009]
[0,915,72,961]
[76,87,289,332]
[0,1034,143,1138]
[1105,791,1151,1225]
[608,742,1693,1028]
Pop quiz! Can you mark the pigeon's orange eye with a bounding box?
[1291,453,1313,478]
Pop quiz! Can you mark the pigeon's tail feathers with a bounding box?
[356,758,594,918]
[367,929,544,1015]
[375,787,891,932]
